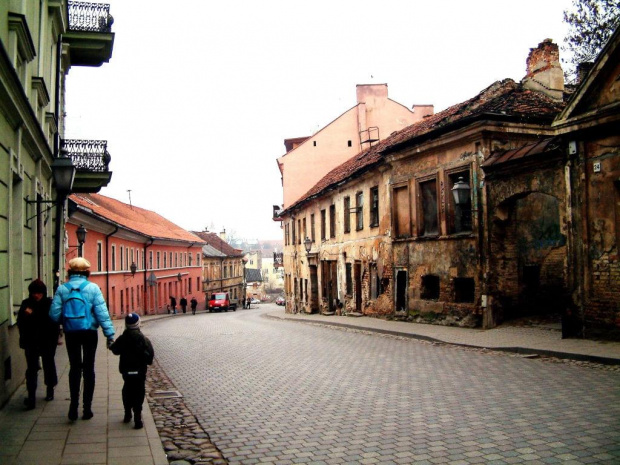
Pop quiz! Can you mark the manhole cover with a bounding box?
[150,390,183,399]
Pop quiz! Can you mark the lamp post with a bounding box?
[242,256,248,308]
[303,237,312,254]
[52,151,76,290]
[130,262,137,277]
[76,224,87,257]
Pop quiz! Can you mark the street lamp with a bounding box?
[242,256,248,308]
[76,224,87,257]
[130,262,137,276]
[303,237,312,254]
[451,177,471,206]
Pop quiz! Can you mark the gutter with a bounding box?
[105,226,119,307]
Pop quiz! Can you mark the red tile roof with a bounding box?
[192,231,243,257]
[282,79,566,214]
[70,193,203,243]
[384,79,565,151]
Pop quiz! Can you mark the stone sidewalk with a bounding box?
[1,307,618,465]
[265,308,620,364]
[0,319,167,465]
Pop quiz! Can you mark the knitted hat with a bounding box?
[125,313,140,330]
[28,279,47,295]
[68,257,91,272]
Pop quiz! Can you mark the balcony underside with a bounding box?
[72,170,112,193]
[63,31,114,67]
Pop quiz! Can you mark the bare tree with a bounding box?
[563,0,620,79]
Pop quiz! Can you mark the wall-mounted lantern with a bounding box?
[451,177,471,206]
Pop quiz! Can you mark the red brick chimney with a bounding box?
[522,39,564,101]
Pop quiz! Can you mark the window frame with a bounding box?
[343,196,351,233]
[416,176,439,237]
[370,186,379,228]
[355,191,364,231]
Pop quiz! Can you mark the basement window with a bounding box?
[421,275,440,300]
[454,278,475,303]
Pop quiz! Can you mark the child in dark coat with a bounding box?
[110,313,154,429]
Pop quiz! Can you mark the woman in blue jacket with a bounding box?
[50,257,115,421]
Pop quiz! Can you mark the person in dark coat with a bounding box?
[190,297,198,315]
[17,279,59,410]
[110,313,154,429]
[180,296,187,314]
[170,296,177,314]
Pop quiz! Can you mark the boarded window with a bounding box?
[356,192,364,230]
[329,204,336,238]
[320,209,326,240]
[343,196,351,233]
[370,187,379,227]
[419,179,438,236]
[454,278,475,303]
[393,185,410,238]
[421,274,440,300]
[310,214,315,242]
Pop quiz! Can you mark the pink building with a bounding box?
[277,84,433,209]
[64,194,205,317]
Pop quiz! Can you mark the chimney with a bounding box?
[219,228,226,242]
[522,39,564,101]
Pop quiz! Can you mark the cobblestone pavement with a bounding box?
[143,305,620,464]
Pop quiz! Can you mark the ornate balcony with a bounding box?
[63,1,115,67]
[61,139,112,193]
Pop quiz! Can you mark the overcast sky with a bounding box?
[65,0,573,241]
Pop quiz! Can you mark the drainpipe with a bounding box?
[143,238,154,313]
[105,226,119,311]
[52,33,63,291]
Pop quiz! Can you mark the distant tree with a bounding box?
[563,0,620,78]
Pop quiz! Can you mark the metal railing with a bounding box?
[61,139,111,172]
[67,1,113,33]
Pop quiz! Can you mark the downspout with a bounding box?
[143,238,154,314]
[105,226,119,311]
[52,33,63,291]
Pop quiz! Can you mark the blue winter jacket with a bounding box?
[50,275,115,339]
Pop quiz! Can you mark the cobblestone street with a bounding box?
[144,305,620,464]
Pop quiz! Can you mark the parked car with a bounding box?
[275,296,285,306]
[208,292,231,312]
[250,298,261,304]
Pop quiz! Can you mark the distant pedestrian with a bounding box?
[110,313,154,430]
[180,296,187,314]
[17,279,59,410]
[50,257,115,421]
[190,297,198,315]
[246,297,251,309]
[170,296,177,314]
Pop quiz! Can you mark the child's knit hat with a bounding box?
[125,313,140,330]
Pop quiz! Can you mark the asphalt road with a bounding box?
[144,304,620,464]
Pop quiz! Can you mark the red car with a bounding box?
[208,292,232,312]
[275,296,285,306]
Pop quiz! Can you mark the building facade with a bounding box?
[67,194,204,316]
[0,0,114,405]
[276,84,433,210]
[193,230,245,307]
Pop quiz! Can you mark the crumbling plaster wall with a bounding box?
[486,160,569,321]
[582,135,620,332]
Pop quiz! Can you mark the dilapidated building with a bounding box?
[278,32,620,338]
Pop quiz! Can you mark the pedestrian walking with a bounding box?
[246,296,251,309]
[180,296,187,314]
[50,257,115,421]
[110,313,154,429]
[17,279,59,410]
[170,296,177,314]
[190,297,198,315]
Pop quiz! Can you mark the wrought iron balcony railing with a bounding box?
[68,1,113,33]
[61,139,111,172]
